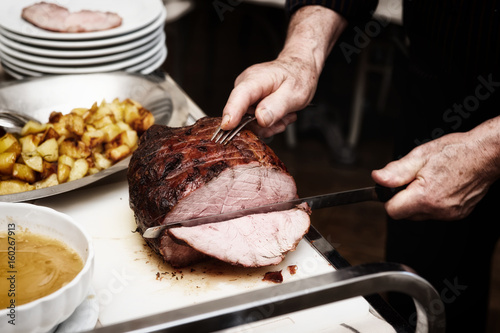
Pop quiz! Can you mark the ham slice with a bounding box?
[127,117,311,268]
[21,2,122,33]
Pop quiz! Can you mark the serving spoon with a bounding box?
[0,108,39,134]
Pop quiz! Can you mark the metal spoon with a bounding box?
[0,108,40,134]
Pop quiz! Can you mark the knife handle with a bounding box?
[375,184,407,202]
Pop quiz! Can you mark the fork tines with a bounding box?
[211,115,256,145]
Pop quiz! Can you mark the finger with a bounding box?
[221,73,273,130]
[371,151,426,188]
[251,112,297,138]
[221,86,257,130]
[384,181,427,220]
[254,85,309,128]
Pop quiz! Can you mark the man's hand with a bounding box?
[221,56,314,137]
[372,118,500,221]
[221,6,347,137]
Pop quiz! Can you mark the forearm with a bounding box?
[279,6,348,78]
[467,115,500,181]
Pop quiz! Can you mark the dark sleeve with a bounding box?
[286,0,379,23]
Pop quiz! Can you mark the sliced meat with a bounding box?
[128,117,311,268]
[21,2,122,33]
[171,206,310,267]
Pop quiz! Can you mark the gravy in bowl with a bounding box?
[0,231,83,308]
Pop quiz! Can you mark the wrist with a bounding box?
[279,6,347,76]
[469,116,500,180]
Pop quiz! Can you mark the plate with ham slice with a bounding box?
[0,0,164,40]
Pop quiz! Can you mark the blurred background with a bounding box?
[160,1,500,332]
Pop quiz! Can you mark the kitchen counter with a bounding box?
[0,70,440,332]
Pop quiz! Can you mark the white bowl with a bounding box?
[0,202,94,333]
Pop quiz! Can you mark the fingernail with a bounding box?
[221,114,231,128]
[259,108,274,127]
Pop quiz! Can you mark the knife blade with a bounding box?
[141,184,405,238]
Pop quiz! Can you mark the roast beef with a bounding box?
[21,2,122,33]
[128,117,311,268]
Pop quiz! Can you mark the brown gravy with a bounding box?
[0,231,83,308]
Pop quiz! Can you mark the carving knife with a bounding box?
[142,185,405,238]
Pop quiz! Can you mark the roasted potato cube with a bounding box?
[19,134,41,152]
[52,121,71,137]
[40,161,57,180]
[88,167,100,175]
[35,173,58,189]
[0,152,17,175]
[101,123,123,142]
[81,129,105,148]
[70,108,88,117]
[0,133,21,154]
[48,111,63,124]
[66,114,85,136]
[0,180,35,195]
[58,154,74,167]
[21,152,44,173]
[41,126,60,142]
[123,103,140,125]
[107,99,124,122]
[57,163,71,183]
[56,135,67,145]
[86,101,114,124]
[59,139,91,159]
[130,108,154,134]
[106,144,131,162]
[118,130,138,149]
[68,158,89,181]
[21,120,47,136]
[93,152,112,170]
[36,138,59,162]
[12,163,36,183]
[116,121,132,132]
[92,115,115,129]
[85,124,97,132]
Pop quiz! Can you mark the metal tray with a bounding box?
[0,72,174,202]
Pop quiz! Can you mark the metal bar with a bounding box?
[305,226,412,332]
[86,262,445,333]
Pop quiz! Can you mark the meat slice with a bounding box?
[127,117,311,268]
[171,207,310,267]
[21,2,122,33]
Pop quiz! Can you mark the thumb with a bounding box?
[372,153,426,188]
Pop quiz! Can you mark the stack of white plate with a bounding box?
[0,0,167,79]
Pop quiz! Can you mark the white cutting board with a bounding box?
[35,176,393,332]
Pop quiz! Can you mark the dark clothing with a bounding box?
[404,0,500,94]
[389,63,500,333]
[287,0,378,23]
[286,1,500,332]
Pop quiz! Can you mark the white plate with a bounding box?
[0,25,163,58]
[138,45,168,74]
[2,59,43,77]
[126,44,167,74]
[0,6,166,49]
[0,31,165,66]
[1,61,26,79]
[0,0,164,41]
[0,34,165,74]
